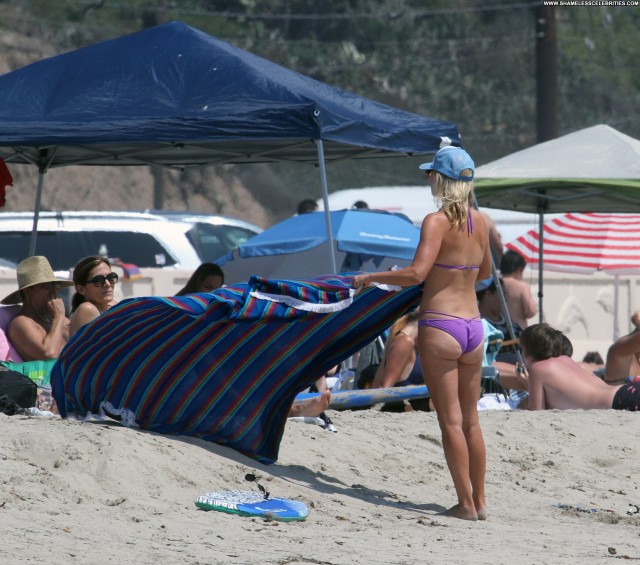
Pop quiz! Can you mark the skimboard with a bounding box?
[195,491,309,521]
[296,385,429,410]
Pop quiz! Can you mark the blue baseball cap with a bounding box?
[419,146,475,181]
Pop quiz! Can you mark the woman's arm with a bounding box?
[526,365,546,410]
[477,212,493,281]
[352,213,443,289]
[69,302,101,337]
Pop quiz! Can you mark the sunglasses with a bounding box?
[38,281,63,290]
[87,272,119,287]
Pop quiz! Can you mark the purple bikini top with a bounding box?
[434,212,478,270]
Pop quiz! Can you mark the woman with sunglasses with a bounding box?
[70,256,119,337]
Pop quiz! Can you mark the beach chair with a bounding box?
[480,321,510,398]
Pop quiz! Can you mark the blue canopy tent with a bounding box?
[0,21,460,268]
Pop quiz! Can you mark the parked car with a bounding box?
[140,210,262,263]
[0,211,261,273]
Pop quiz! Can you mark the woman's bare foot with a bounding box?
[474,497,487,520]
[441,504,478,521]
[289,390,331,418]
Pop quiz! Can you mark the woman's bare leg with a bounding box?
[458,349,487,520]
[420,329,481,521]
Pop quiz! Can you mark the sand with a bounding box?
[0,407,639,564]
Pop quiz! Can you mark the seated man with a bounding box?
[2,256,73,361]
[520,323,640,412]
[499,250,537,329]
[604,310,640,384]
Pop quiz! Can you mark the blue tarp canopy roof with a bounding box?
[0,20,460,169]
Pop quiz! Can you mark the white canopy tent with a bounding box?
[475,124,640,322]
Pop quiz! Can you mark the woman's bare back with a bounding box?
[420,209,489,317]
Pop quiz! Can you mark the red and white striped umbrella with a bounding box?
[507,213,640,339]
[507,213,640,275]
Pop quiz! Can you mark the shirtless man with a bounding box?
[604,310,640,384]
[499,249,537,329]
[2,256,73,361]
[520,323,640,412]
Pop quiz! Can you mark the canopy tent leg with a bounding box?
[27,148,57,257]
[28,169,47,257]
[613,274,620,341]
[537,207,544,323]
[316,140,338,274]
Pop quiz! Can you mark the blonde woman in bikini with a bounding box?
[352,147,492,521]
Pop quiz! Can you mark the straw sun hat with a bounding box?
[1,256,74,305]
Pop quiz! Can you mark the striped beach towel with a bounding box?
[51,275,421,463]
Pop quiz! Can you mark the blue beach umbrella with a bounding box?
[217,209,420,284]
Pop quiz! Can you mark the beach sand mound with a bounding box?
[0,409,639,564]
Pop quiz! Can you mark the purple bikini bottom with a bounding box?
[419,312,484,354]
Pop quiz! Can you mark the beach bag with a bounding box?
[0,368,37,410]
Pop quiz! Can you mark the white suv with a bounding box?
[141,210,262,264]
[0,211,261,273]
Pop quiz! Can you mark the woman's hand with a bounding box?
[351,274,370,293]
